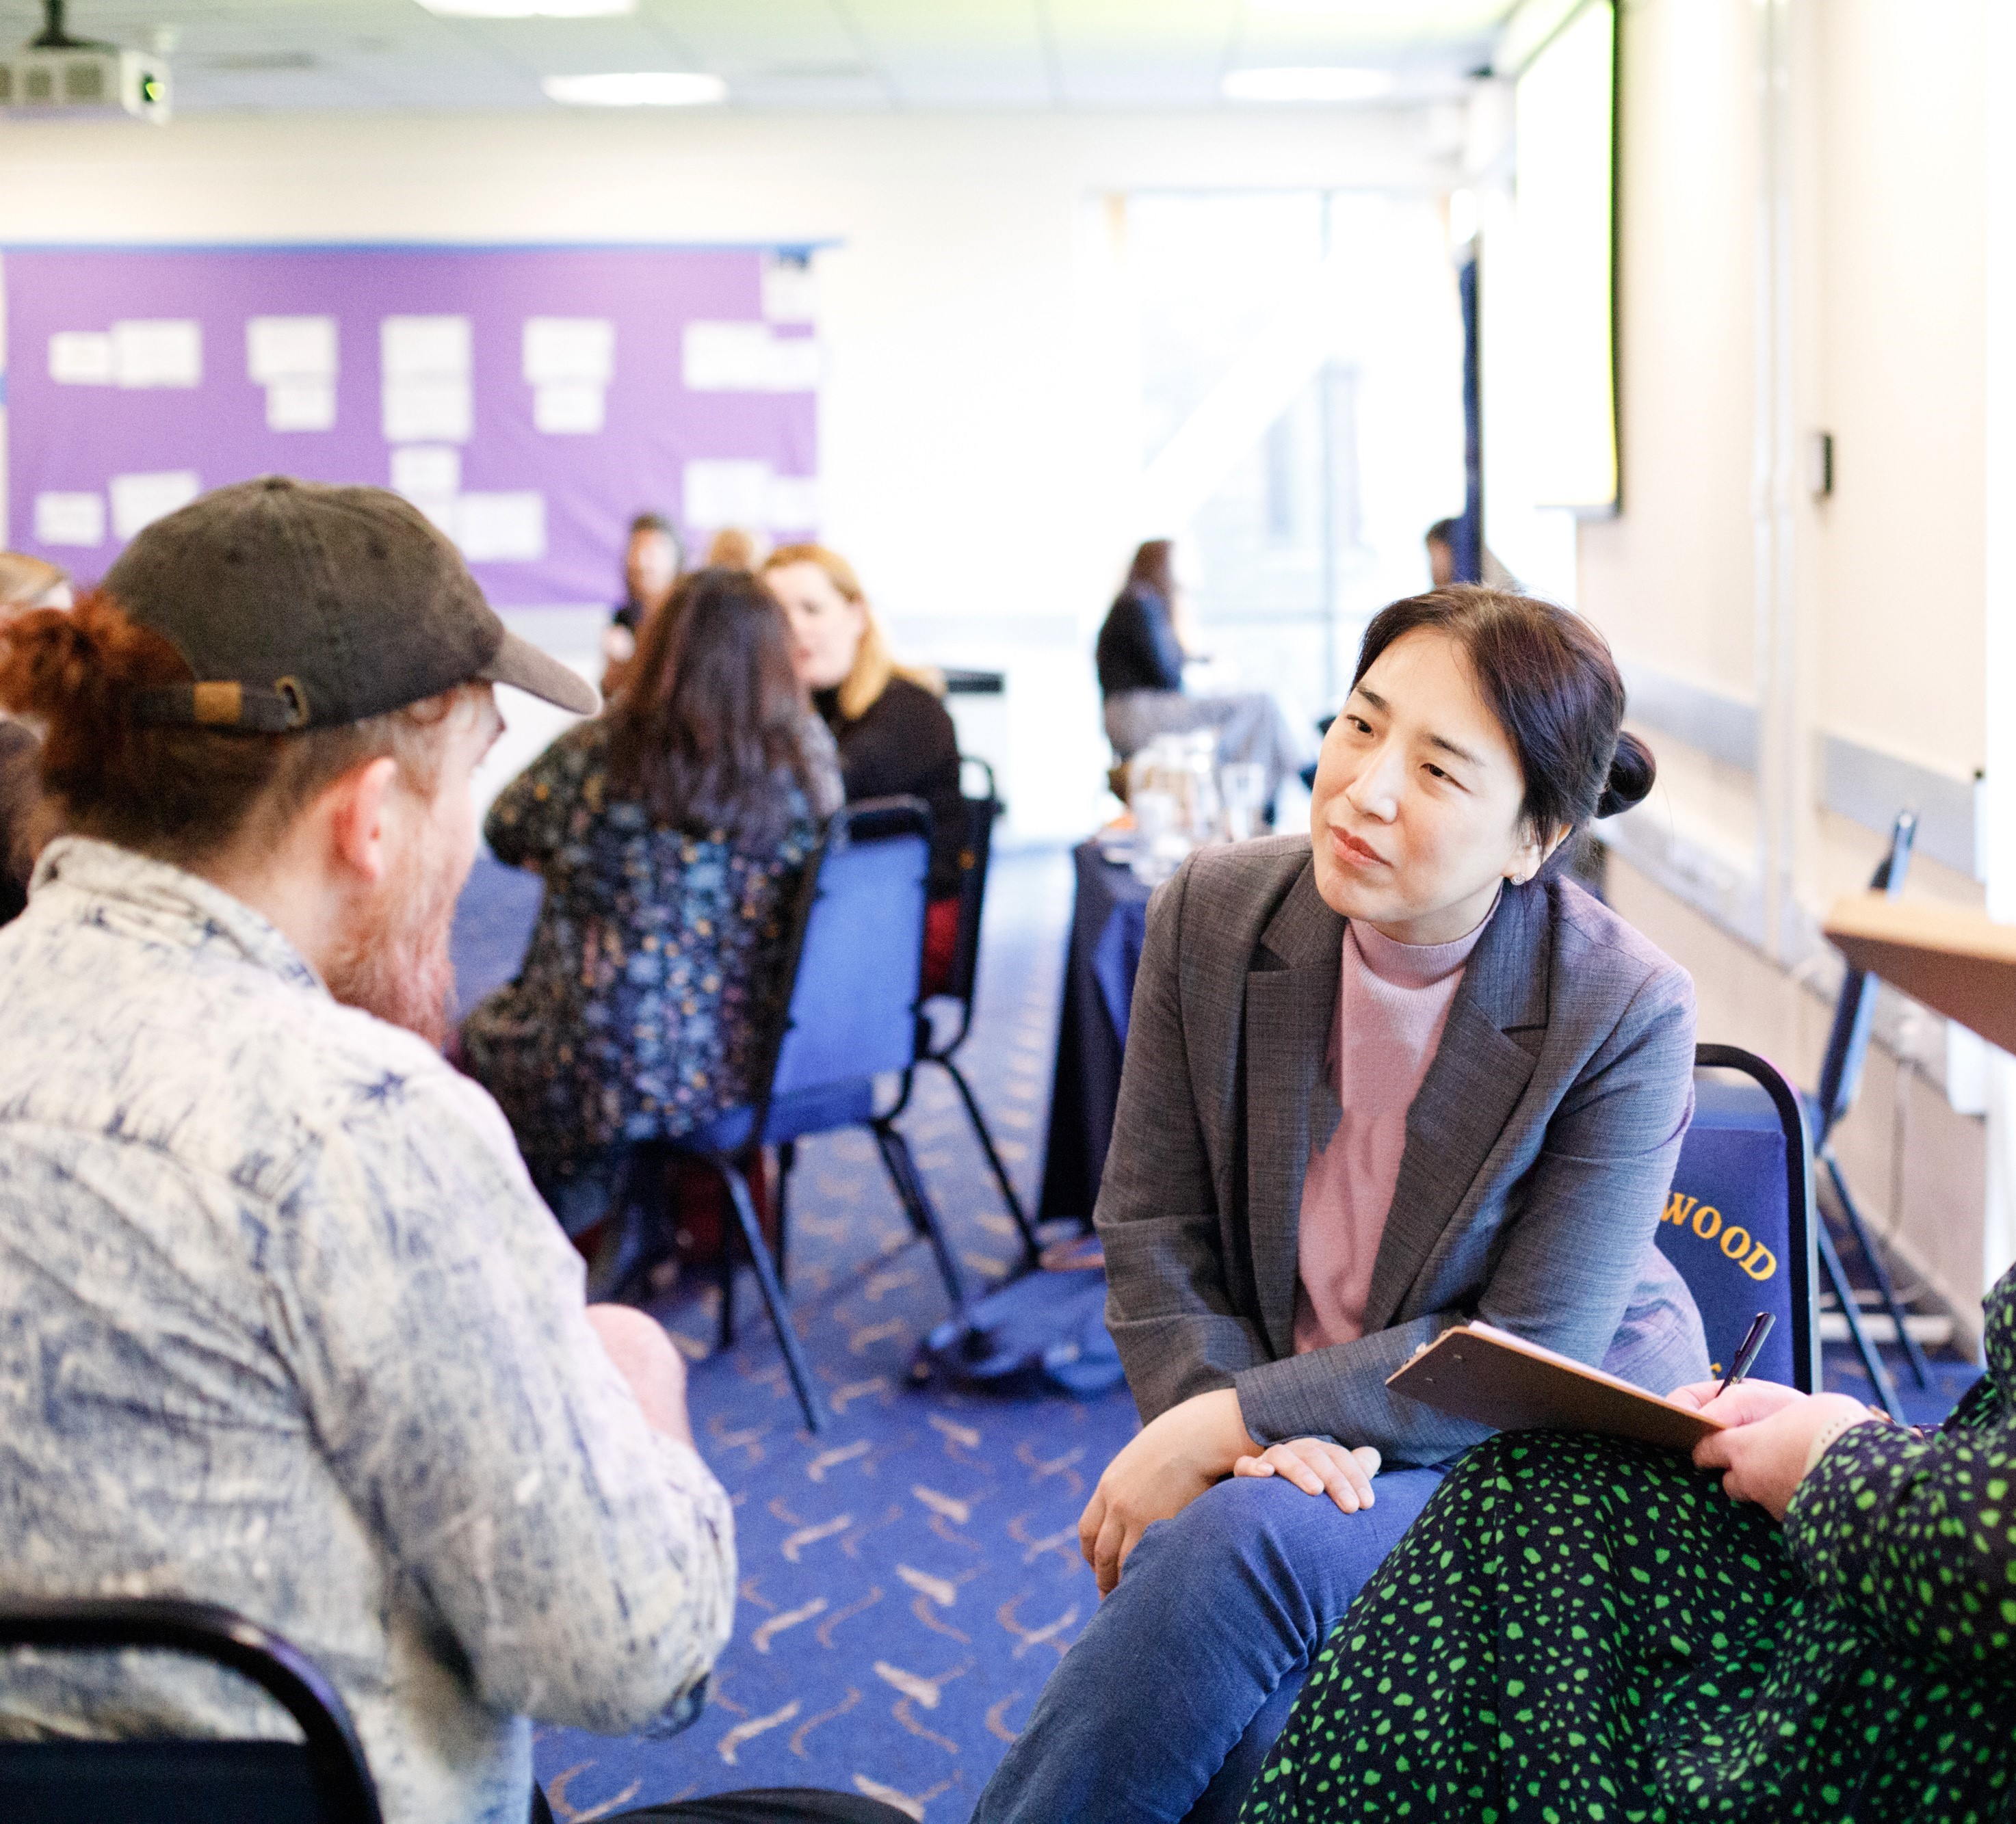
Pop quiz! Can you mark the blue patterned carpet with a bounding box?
[451,845,1138,1823]
[449,844,1982,1822]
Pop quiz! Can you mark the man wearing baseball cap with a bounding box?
[0,479,904,1824]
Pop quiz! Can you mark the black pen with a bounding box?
[1717,1310,1775,1395]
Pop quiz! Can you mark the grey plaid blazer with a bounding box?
[1097,834,1710,1467]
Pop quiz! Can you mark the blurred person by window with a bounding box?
[462,566,843,1237]
[1097,538,1317,815]
[0,554,70,925]
[763,542,965,994]
[1425,516,1519,592]
[602,511,683,696]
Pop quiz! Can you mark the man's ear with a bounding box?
[322,756,400,887]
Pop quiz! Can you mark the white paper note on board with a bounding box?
[382,315,471,379]
[683,458,772,527]
[35,492,105,546]
[109,471,201,540]
[765,474,820,530]
[267,379,337,432]
[383,378,471,444]
[248,315,338,383]
[764,335,822,391]
[523,317,614,384]
[112,320,202,388]
[457,492,546,562]
[533,381,605,435]
[391,445,462,497]
[761,257,817,325]
[48,332,114,385]
[683,322,776,392]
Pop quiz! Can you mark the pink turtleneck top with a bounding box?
[1292,908,1493,1353]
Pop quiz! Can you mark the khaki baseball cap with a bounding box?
[105,475,599,732]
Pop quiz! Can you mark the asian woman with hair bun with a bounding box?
[975,585,1702,1824]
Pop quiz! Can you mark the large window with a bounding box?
[1126,189,1466,711]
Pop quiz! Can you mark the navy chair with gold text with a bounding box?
[1659,1044,1820,1394]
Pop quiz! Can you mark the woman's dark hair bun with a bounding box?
[1595,730,1656,819]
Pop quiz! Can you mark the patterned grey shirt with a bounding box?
[0,837,736,1824]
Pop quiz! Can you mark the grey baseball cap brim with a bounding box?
[480,630,600,717]
[107,476,603,732]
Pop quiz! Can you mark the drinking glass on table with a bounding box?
[1130,788,1185,884]
[1220,761,1267,842]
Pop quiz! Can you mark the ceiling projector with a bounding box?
[1,1,170,122]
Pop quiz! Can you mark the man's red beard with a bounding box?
[324,834,462,1049]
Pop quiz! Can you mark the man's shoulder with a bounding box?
[0,906,508,1197]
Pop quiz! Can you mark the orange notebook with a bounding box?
[1385,1322,1727,1451]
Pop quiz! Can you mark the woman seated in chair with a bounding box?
[1096,536,1318,817]
[761,543,966,994]
[975,586,1707,1824]
[460,566,841,1235]
[1245,1280,2016,1822]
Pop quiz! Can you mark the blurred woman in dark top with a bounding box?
[461,566,841,1234]
[763,543,966,994]
[1097,536,1315,814]
[600,510,682,697]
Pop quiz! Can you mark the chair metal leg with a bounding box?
[872,1120,969,1313]
[1820,1148,1934,1389]
[934,1055,1042,1268]
[1815,1213,1907,1421]
[718,1207,736,1353]
[716,1154,825,1433]
[775,1140,795,1292]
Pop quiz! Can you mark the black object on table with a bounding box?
[1036,840,1153,1225]
[939,666,1006,695]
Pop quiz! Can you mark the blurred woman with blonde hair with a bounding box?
[0,553,68,924]
[763,542,966,992]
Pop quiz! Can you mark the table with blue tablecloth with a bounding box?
[1037,840,1154,1224]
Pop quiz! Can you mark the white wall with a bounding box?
[1556,0,1998,1334]
[0,105,1458,836]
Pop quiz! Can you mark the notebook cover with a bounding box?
[1385,1322,1726,1452]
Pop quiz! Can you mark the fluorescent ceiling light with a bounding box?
[1223,66,1396,101]
[542,71,727,106]
[420,0,635,15]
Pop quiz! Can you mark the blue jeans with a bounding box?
[970,1465,1449,1824]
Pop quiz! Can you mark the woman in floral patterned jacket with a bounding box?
[462,566,841,1232]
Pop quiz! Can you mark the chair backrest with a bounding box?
[0,1596,382,1824]
[1659,1044,1820,1392]
[1812,809,1917,1141]
[932,756,1002,1021]
[763,796,932,1106]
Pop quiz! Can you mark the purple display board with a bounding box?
[2,245,818,607]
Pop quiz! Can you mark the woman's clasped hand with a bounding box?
[1075,1389,1383,1596]
[1672,1377,1886,1520]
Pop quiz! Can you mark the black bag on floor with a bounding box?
[911,1248,1126,1399]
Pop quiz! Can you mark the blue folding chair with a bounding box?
[655,797,968,1433]
[911,756,1044,1270]
[1807,810,1930,1418]
[1659,1044,1820,1393]
[0,1596,382,1823]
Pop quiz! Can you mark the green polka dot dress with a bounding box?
[1242,1270,2016,1823]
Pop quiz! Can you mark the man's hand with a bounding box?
[1077,1388,1256,1597]
[1690,1387,1878,1521]
[1232,1439,1381,1513]
[586,1304,694,1446]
